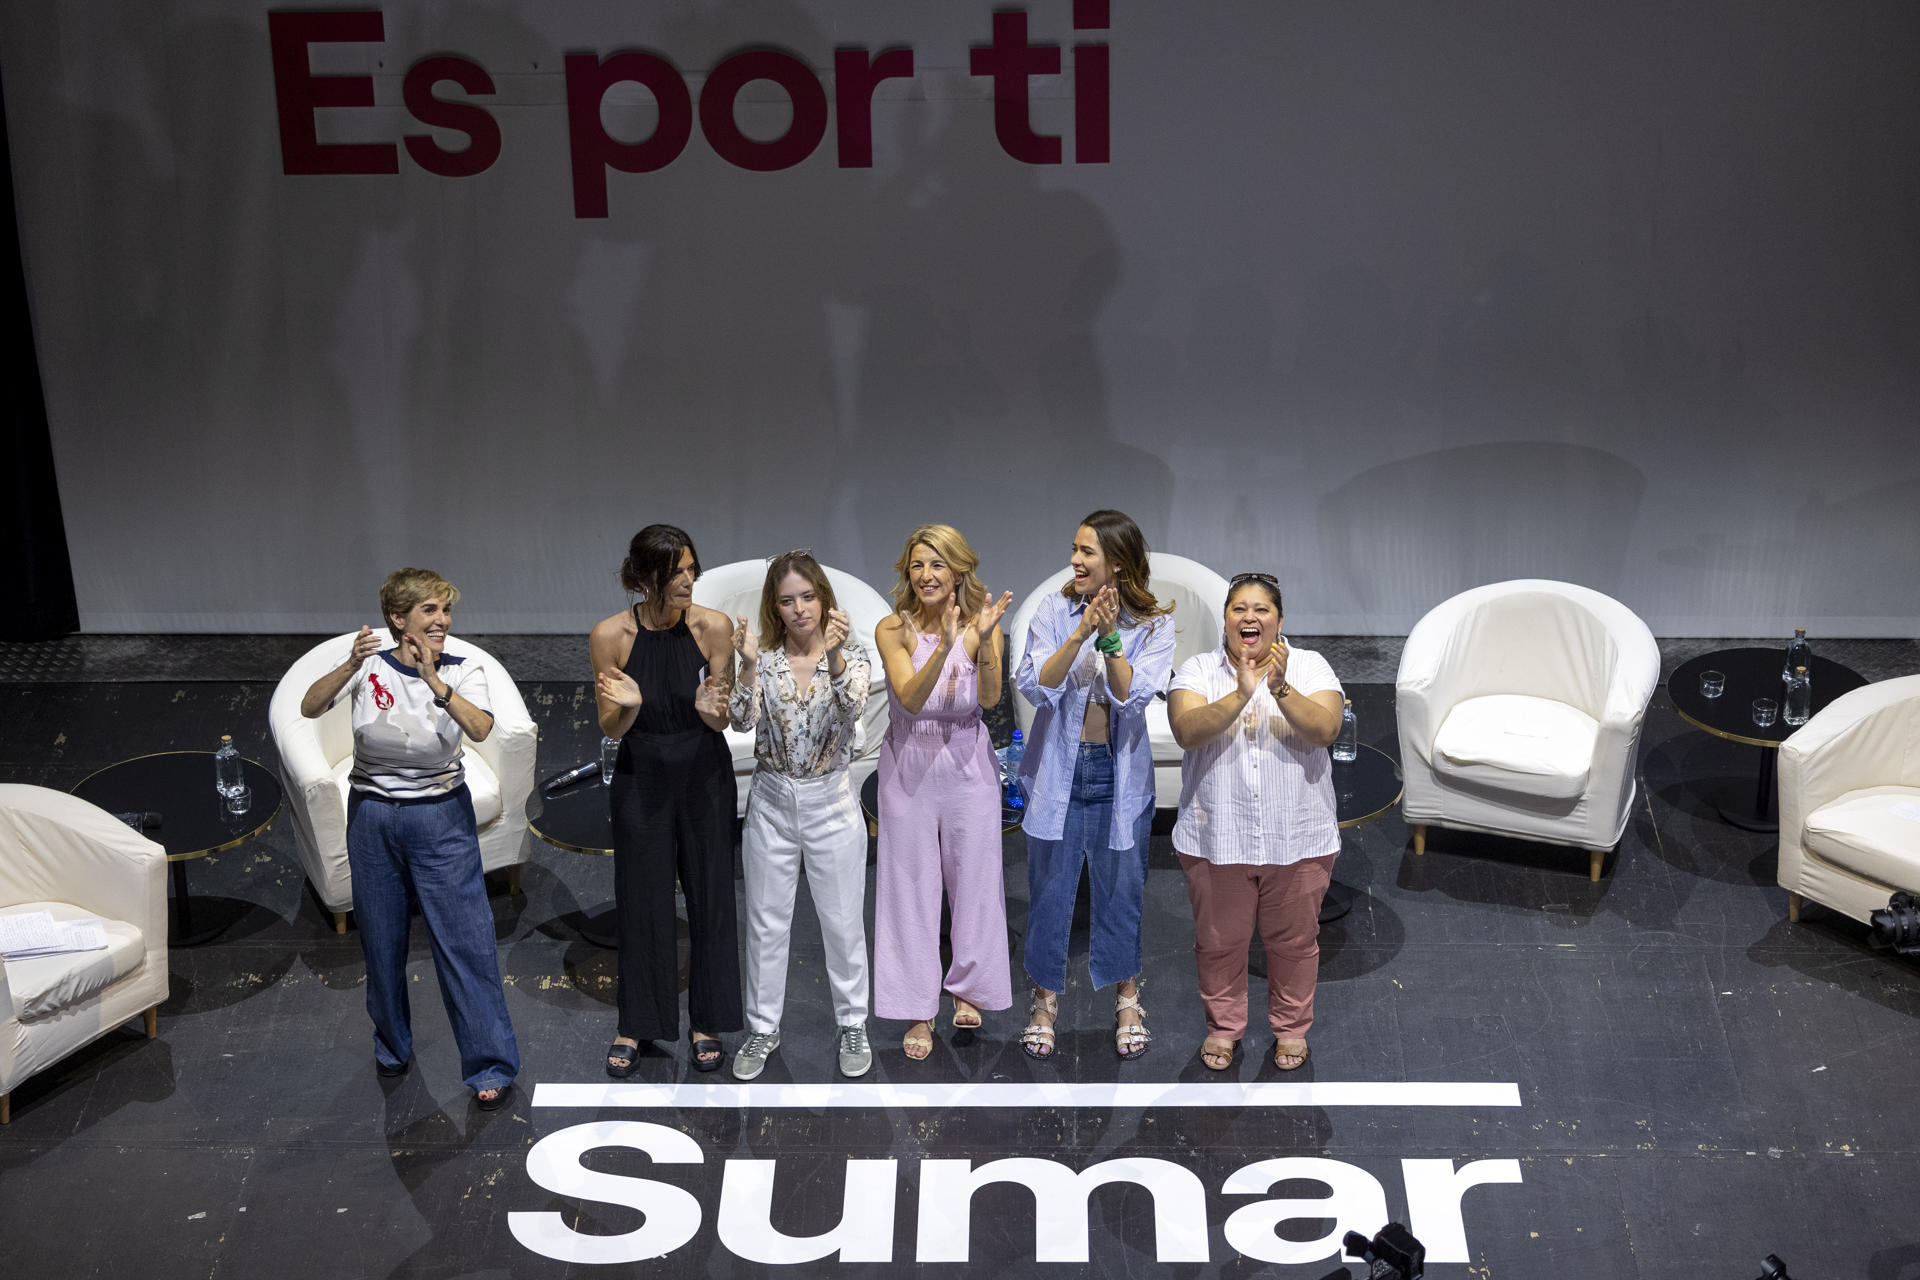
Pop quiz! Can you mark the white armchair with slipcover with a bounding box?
[691,560,894,816]
[1395,579,1659,881]
[1,784,170,1124]
[1009,552,1230,809]
[1778,674,1920,925]
[268,635,537,932]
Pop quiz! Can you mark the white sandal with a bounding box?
[1115,989,1151,1059]
[1020,989,1058,1060]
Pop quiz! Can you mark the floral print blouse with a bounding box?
[727,639,873,779]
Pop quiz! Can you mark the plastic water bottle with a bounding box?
[1782,627,1812,683]
[214,735,244,798]
[1784,665,1812,727]
[1332,699,1358,762]
[1000,729,1026,810]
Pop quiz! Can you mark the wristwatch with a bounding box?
[432,685,453,708]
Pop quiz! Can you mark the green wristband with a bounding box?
[1095,630,1123,656]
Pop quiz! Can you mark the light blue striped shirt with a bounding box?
[1014,592,1177,849]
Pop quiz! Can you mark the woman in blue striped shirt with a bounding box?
[1013,510,1177,1060]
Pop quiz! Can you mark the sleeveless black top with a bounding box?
[622,607,711,735]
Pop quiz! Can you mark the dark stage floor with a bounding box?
[2,637,1918,1278]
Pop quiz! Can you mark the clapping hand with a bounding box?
[597,669,642,709]
[972,589,1013,643]
[1236,643,1275,701]
[693,674,731,720]
[348,625,381,666]
[399,631,439,681]
[940,598,964,648]
[1084,586,1120,640]
[732,615,758,665]
[1265,636,1291,696]
[823,608,850,652]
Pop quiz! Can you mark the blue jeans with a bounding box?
[1023,743,1153,993]
[347,787,519,1091]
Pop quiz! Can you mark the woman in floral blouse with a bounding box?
[727,551,876,1080]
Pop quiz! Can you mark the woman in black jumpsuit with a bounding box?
[592,525,741,1073]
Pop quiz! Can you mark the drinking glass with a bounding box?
[1752,698,1778,728]
[600,736,620,786]
[1699,670,1725,699]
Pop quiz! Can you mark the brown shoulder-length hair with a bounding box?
[890,524,986,620]
[758,552,839,650]
[1057,509,1174,625]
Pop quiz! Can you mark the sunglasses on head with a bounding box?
[1229,571,1278,587]
[766,547,815,564]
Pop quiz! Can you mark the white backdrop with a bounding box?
[3,1,1916,635]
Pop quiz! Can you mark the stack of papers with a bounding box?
[0,910,109,959]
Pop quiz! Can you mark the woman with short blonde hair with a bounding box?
[872,524,1013,1060]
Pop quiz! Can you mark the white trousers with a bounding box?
[741,767,872,1031]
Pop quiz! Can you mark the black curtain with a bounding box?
[0,63,79,641]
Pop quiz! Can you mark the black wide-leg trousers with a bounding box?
[609,727,742,1041]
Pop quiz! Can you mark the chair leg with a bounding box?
[1588,849,1605,882]
[1412,825,1427,856]
[507,865,522,897]
[333,911,349,934]
[2,1092,9,1125]
[1788,892,1801,923]
[145,1005,158,1038]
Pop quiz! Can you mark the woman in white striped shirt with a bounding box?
[1166,573,1344,1072]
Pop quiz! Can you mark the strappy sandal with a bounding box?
[1272,1039,1310,1071]
[1198,1037,1238,1071]
[1114,989,1151,1060]
[902,1020,934,1061]
[606,1039,639,1078]
[950,995,983,1029]
[1020,989,1059,1060]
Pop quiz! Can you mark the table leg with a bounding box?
[167,859,230,946]
[1715,745,1780,833]
[1319,839,1355,924]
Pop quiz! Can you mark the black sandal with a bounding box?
[606,1040,640,1078]
[475,1082,514,1112]
[690,1035,725,1073]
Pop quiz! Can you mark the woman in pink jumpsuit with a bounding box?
[872,523,1015,1060]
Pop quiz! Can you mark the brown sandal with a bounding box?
[1199,1037,1238,1071]
[1273,1039,1310,1071]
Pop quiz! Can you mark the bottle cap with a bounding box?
[220,734,232,743]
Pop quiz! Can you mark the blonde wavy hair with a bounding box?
[890,524,986,622]
[379,568,460,638]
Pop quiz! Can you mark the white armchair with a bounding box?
[1009,552,1230,809]
[1,784,169,1124]
[691,560,894,816]
[1778,674,1920,925]
[268,634,537,932]
[1395,579,1659,881]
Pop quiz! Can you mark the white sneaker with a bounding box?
[733,1030,780,1080]
[837,1023,873,1078]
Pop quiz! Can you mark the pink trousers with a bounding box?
[1179,853,1334,1041]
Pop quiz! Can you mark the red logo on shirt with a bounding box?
[368,671,395,710]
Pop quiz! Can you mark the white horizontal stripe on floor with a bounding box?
[532,1081,1522,1109]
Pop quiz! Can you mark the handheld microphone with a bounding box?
[542,762,600,795]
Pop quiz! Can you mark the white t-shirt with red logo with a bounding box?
[342,650,493,800]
